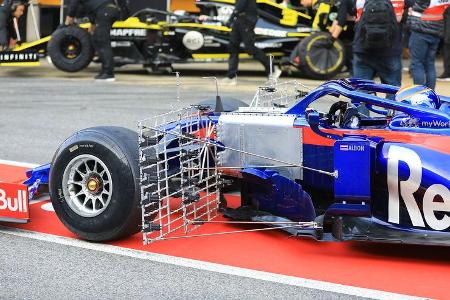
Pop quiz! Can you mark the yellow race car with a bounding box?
[4,0,346,79]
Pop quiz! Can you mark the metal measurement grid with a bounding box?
[250,81,304,108]
[138,107,221,244]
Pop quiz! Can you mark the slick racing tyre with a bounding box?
[47,26,94,73]
[49,127,141,242]
[296,32,345,80]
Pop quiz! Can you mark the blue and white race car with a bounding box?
[21,79,450,245]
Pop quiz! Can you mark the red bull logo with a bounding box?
[0,183,29,223]
[388,145,450,231]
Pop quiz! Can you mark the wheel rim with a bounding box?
[60,36,82,60]
[62,154,113,218]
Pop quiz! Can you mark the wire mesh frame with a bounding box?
[249,81,304,108]
[138,107,221,244]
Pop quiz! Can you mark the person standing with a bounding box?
[66,0,120,82]
[222,0,281,85]
[329,0,356,74]
[0,1,26,51]
[408,0,449,89]
[438,6,450,81]
[352,0,407,89]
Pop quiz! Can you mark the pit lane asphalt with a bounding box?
[0,233,362,300]
[1,60,447,299]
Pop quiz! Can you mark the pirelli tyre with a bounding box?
[47,26,94,73]
[296,32,345,80]
[49,126,142,242]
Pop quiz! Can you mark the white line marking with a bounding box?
[40,202,54,212]
[0,226,425,300]
[0,159,40,169]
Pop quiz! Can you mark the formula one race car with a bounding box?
[14,78,449,246]
[45,0,345,79]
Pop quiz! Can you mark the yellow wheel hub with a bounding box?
[87,178,100,193]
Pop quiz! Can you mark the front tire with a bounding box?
[49,126,141,242]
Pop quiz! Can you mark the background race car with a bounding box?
[45,0,346,79]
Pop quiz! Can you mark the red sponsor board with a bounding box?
[0,182,29,223]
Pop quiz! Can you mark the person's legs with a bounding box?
[340,24,354,73]
[375,55,402,100]
[227,20,242,79]
[442,7,450,77]
[0,8,8,49]
[352,53,375,115]
[240,20,270,75]
[409,31,429,86]
[343,39,353,73]
[424,35,440,89]
[377,55,402,87]
[441,43,450,77]
[93,5,119,77]
[352,53,375,80]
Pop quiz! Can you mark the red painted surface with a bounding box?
[0,182,29,222]
[0,165,31,184]
[302,127,450,155]
[1,163,450,299]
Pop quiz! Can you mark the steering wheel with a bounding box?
[327,101,348,127]
[327,101,361,129]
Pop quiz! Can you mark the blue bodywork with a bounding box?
[24,163,50,199]
[25,79,450,245]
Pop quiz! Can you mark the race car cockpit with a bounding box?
[286,79,450,137]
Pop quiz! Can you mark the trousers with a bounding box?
[409,31,440,89]
[227,17,270,78]
[92,4,119,75]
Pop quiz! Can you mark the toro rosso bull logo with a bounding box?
[388,145,450,231]
[0,183,29,222]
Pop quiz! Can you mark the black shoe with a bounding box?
[95,73,115,82]
[437,73,450,81]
